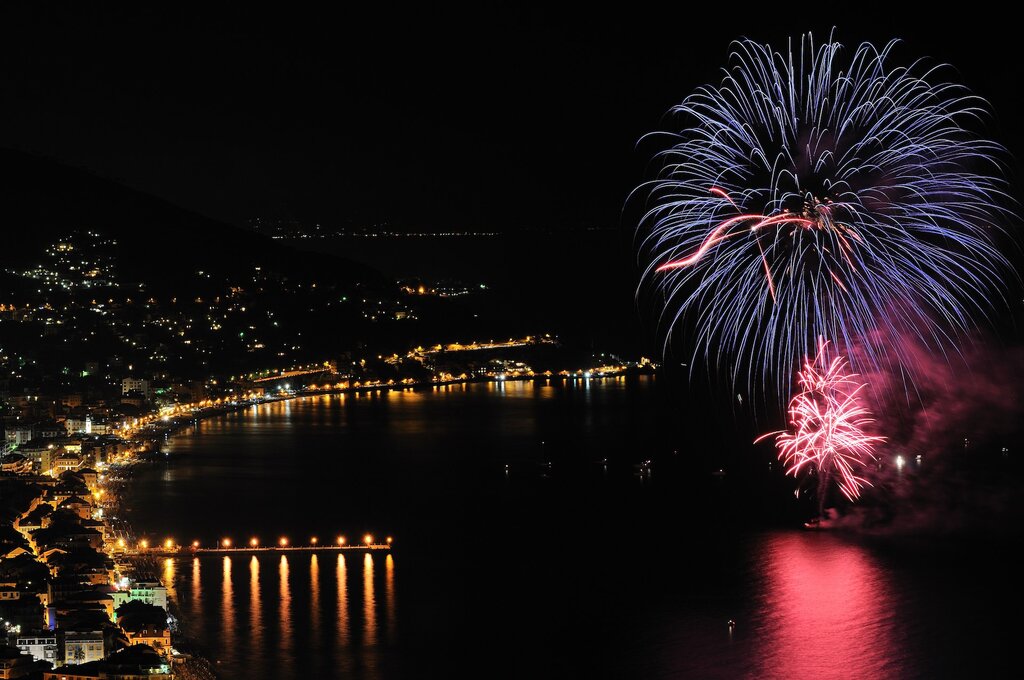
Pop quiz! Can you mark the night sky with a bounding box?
[3,6,1023,232]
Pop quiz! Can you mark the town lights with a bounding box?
[250,538,259,547]
[386,536,393,545]
[192,541,200,548]
[310,537,318,545]
[364,534,373,545]
[139,539,149,550]
[222,538,232,548]
[337,536,346,546]
[279,537,288,547]
[164,539,174,549]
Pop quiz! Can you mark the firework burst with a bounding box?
[635,33,1011,401]
[758,339,884,507]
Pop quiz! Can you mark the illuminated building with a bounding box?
[15,632,59,664]
[62,627,106,665]
[110,580,168,613]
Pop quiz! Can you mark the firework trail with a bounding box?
[634,33,1011,401]
[757,339,885,510]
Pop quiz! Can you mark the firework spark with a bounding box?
[635,33,1011,400]
[757,339,884,505]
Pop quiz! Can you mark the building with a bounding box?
[0,454,31,474]
[29,442,59,471]
[0,586,24,602]
[80,439,127,465]
[15,632,59,665]
[4,423,36,448]
[61,628,105,665]
[0,588,43,634]
[44,644,172,680]
[0,646,34,679]
[37,422,67,439]
[120,620,171,656]
[53,455,84,477]
[62,591,115,621]
[16,504,53,533]
[77,468,99,491]
[120,378,150,398]
[111,581,167,613]
[84,419,112,436]
[113,601,170,657]
[56,496,93,521]
[64,417,88,434]
[9,440,51,468]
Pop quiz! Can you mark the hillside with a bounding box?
[0,148,384,294]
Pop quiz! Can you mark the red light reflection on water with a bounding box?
[752,533,903,678]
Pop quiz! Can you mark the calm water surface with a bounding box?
[123,378,1019,679]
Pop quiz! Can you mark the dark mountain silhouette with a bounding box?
[0,148,384,295]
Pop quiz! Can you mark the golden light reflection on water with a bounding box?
[337,554,349,646]
[310,554,320,633]
[279,555,291,649]
[250,556,261,649]
[182,549,400,677]
[222,556,233,648]
[163,557,176,604]
[363,553,376,647]
[192,558,200,619]
[385,554,396,643]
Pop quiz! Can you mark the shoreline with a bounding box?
[123,368,657,455]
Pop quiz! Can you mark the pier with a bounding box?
[116,534,394,557]
[137,543,393,557]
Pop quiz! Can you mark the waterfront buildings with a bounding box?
[1,466,175,671]
[43,644,172,679]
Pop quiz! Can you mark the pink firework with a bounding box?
[758,338,884,504]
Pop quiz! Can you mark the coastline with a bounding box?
[121,368,657,458]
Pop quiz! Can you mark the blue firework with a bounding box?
[635,34,1012,402]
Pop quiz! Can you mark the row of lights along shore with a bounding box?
[122,535,392,550]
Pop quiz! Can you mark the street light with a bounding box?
[250,537,259,547]
[310,536,318,545]
[279,537,288,547]
[364,534,373,546]
[337,536,346,546]
[222,538,232,548]
[386,536,393,545]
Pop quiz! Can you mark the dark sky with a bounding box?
[3,5,1023,230]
